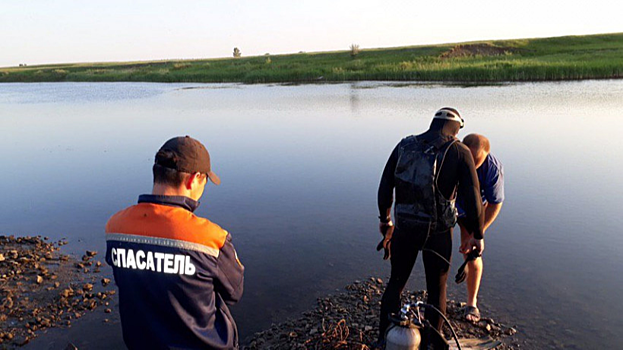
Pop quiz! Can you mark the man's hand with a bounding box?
[376,222,394,260]
[460,236,484,257]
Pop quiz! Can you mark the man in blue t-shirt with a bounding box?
[456,134,504,323]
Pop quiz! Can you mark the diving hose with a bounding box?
[404,300,462,350]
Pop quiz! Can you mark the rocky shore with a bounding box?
[2,236,519,349]
[244,278,518,349]
[0,235,116,348]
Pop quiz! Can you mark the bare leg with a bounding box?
[459,222,483,321]
[466,257,483,308]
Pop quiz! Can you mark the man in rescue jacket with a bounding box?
[106,136,244,350]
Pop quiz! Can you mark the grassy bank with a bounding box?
[2,33,622,83]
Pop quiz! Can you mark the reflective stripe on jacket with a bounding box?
[105,195,244,350]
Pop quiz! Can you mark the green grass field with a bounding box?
[2,33,622,83]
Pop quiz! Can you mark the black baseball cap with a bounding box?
[155,136,221,185]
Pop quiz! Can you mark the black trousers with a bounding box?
[379,226,452,340]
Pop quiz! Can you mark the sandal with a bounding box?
[464,306,481,323]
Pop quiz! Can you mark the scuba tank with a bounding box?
[385,303,422,350]
[385,301,461,350]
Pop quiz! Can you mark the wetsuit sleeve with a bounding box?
[456,144,485,239]
[378,144,400,218]
[214,233,244,305]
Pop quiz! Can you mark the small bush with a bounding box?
[350,44,360,57]
[345,60,365,71]
[399,61,414,71]
[233,47,241,58]
[172,63,191,70]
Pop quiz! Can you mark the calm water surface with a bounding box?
[2,81,623,349]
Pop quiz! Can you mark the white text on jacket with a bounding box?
[111,248,196,275]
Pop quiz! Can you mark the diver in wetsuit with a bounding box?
[376,108,484,346]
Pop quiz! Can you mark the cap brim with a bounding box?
[207,171,221,186]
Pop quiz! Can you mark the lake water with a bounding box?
[2,81,623,349]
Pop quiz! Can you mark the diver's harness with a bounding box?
[393,135,459,242]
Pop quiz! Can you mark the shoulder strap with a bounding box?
[434,138,458,200]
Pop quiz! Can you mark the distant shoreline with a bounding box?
[2,33,621,84]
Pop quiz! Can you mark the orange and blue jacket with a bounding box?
[105,195,244,350]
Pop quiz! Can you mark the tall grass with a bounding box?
[1,33,622,83]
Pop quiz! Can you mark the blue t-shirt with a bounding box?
[457,153,504,217]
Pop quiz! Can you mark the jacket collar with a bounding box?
[138,194,200,212]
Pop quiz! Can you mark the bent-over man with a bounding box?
[456,134,504,323]
[106,136,244,350]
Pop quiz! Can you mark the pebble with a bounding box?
[0,235,118,347]
[243,279,517,349]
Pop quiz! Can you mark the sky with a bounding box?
[1,0,621,67]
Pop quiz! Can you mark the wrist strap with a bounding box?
[378,215,391,224]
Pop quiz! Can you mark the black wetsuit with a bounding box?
[377,126,484,339]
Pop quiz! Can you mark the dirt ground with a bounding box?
[440,44,518,59]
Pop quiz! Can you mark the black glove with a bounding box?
[376,223,394,260]
[455,250,481,284]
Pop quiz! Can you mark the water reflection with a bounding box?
[1,81,623,349]
[349,83,360,113]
